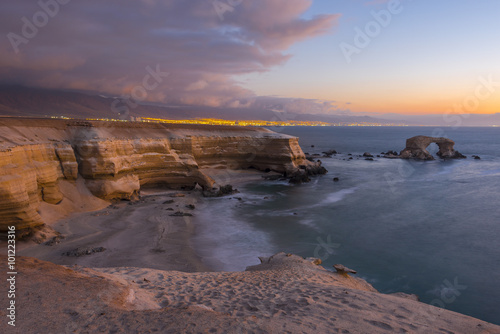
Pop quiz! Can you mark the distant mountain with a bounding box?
[0,85,195,119]
[2,86,497,126]
[0,85,402,125]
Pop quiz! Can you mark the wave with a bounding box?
[317,187,358,206]
[480,169,500,176]
[192,199,275,272]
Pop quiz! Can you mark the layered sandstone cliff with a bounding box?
[0,119,325,235]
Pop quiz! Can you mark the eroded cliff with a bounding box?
[399,136,466,160]
[0,119,325,235]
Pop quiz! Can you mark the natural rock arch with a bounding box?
[399,136,466,160]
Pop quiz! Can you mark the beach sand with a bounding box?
[2,253,499,334]
[8,170,500,333]
[17,169,270,272]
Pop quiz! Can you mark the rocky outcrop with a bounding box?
[399,136,466,160]
[0,143,77,235]
[0,119,324,235]
[202,184,238,197]
[73,138,214,200]
[381,150,399,159]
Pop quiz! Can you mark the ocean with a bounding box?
[193,126,500,325]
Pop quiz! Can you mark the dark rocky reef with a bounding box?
[288,161,327,184]
[202,184,238,197]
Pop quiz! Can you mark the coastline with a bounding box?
[8,170,500,333]
[4,251,500,333]
[17,169,274,273]
[18,187,210,273]
[2,120,500,332]
[190,169,282,271]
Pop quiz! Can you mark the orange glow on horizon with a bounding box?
[349,97,500,115]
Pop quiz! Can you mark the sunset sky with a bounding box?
[1,0,499,116]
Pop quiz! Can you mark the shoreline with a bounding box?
[5,251,500,333]
[8,169,500,333]
[18,188,212,273]
[3,119,499,331]
[17,169,274,273]
[190,169,281,271]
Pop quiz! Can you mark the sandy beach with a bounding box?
[5,169,499,333]
[17,169,268,272]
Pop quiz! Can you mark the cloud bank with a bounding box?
[1,0,340,109]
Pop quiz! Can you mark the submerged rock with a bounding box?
[322,149,338,157]
[324,149,338,155]
[288,171,311,184]
[439,150,466,159]
[169,211,193,217]
[287,160,327,184]
[203,184,238,197]
[262,174,283,181]
[382,150,399,156]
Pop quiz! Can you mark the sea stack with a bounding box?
[399,136,466,160]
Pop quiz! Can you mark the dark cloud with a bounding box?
[1,0,340,108]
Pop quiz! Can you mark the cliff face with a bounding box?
[0,143,77,232]
[74,137,215,200]
[0,119,323,235]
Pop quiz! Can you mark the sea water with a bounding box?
[193,126,500,325]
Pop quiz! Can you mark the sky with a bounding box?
[1,0,499,116]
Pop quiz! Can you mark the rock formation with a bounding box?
[333,264,357,275]
[0,119,325,235]
[399,136,466,160]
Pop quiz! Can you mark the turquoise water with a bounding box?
[194,126,500,325]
